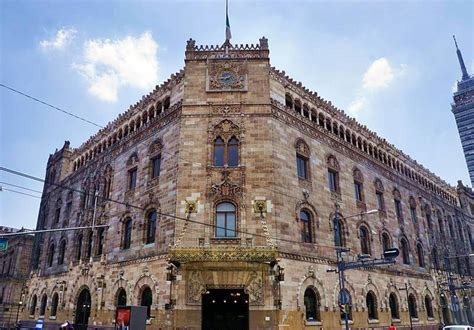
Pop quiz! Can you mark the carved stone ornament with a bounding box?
[148,139,162,156]
[187,271,205,304]
[211,169,242,199]
[211,104,241,116]
[207,59,248,92]
[374,178,384,192]
[212,119,242,141]
[353,168,364,183]
[295,138,310,157]
[245,271,264,304]
[326,154,340,171]
[126,152,139,167]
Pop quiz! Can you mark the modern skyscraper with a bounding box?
[452,35,474,186]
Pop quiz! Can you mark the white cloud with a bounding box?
[73,31,159,102]
[348,97,367,115]
[362,57,394,90]
[40,28,77,51]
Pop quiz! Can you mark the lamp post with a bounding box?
[332,204,380,330]
[15,300,23,327]
[398,283,413,330]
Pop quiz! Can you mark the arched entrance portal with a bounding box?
[75,288,91,330]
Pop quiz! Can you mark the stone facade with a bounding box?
[19,38,473,329]
[0,226,34,327]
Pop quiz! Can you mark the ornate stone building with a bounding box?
[0,226,34,328]
[20,38,473,329]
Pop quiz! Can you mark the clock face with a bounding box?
[218,70,237,86]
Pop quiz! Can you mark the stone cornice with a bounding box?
[270,98,459,207]
[72,69,184,156]
[270,67,457,197]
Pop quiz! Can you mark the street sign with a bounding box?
[0,238,8,252]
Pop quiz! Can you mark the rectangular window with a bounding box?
[395,200,403,219]
[328,170,338,192]
[354,182,363,202]
[297,155,309,179]
[151,155,161,179]
[128,168,137,190]
[96,228,104,256]
[376,191,384,210]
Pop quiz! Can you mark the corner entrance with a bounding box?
[202,289,249,330]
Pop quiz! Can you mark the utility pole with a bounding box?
[330,203,399,330]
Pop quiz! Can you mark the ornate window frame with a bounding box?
[296,138,311,181]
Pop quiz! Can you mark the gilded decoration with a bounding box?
[207,59,248,91]
[169,246,277,263]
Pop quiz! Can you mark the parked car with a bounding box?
[443,326,474,330]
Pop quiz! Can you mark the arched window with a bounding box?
[393,189,403,221]
[58,240,66,265]
[366,291,377,320]
[401,238,410,264]
[213,137,225,167]
[86,231,93,259]
[335,217,346,248]
[437,211,445,237]
[116,288,127,306]
[374,178,385,211]
[424,295,433,318]
[425,207,433,230]
[39,294,47,316]
[228,137,239,167]
[300,210,312,243]
[440,295,450,325]
[47,243,55,267]
[416,243,424,267]
[448,216,455,237]
[339,289,352,320]
[304,288,320,321]
[285,94,293,109]
[76,234,83,261]
[409,197,417,224]
[140,287,152,319]
[353,168,364,203]
[30,295,37,316]
[382,233,391,252]
[146,209,157,244]
[327,156,340,193]
[96,227,105,256]
[123,218,132,249]
[389,293,399,319]
[215,202,236,238]
[213,136,239,167]
[359,226,370,255]
[51,293,59,317]
[432,248,439,270]
[408,294,418,318]
[296,139,310,180]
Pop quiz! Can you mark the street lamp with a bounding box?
[332,204,380,330]
[15,301,23,327]
[398,283,413,330]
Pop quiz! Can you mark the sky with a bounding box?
[1,0,473,229]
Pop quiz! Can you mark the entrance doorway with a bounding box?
[75,288,91,330]
[202,289,249,330]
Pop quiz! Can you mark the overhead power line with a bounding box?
[0,181,43,194]
[0,166,347,252]
[0,187,42,199]
[0,83,103,128]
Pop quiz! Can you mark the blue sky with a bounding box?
[1,0,473,229]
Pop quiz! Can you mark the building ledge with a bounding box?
[169,246,277,263]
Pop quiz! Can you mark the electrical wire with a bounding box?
[0,83,103,128]
[0,181,43,194]
[0,166,346,251]
[0,187,42,199]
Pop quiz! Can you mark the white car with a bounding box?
[443,326,474,330]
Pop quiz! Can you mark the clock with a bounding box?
[218,70,237,87]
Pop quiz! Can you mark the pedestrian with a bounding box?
[389,323,396,330]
